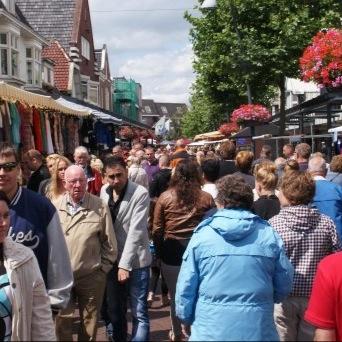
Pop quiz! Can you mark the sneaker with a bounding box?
[106,323,114,342]
[147,291,154,307]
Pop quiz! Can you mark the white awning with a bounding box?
[0,82,89,117]
[55,97,122,124]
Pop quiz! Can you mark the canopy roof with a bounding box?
[0,82,89,117]
[55,97,122,124]
[194,130,225,141]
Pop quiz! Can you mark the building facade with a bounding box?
[0,0,48,88]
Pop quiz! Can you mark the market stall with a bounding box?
[0,82,89,156]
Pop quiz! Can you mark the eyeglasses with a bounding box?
[65,178,86,185]
[0,162,18,172]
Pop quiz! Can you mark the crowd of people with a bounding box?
[0,138,341,341]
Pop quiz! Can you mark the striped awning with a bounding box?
[55,97,122,124]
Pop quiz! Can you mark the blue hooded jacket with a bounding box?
[175,209,293,341]
[312,180,342,240]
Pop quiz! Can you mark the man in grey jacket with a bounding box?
[101,156,152,342]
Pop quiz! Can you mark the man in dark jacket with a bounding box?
[24,149,50,192]
[218,141,237,178]
[149,155,171,198]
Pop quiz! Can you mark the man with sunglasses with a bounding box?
[0,143,73,313]
[101,156,151,342]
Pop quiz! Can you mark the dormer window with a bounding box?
[26,47,41,86]
[0,32,19,78]
[81,36,90,60]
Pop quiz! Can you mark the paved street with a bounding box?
[71,294,172,341]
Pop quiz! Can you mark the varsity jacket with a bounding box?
[9,186,73,310]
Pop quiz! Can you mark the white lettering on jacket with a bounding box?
[8,226,40,249]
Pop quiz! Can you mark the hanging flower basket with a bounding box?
[119,126,134,139]
[140,129,150,139]
[230,104,271,125]
[219,122,239,136]
[300,28,342,88]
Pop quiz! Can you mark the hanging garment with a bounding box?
[45,113,54,154]
[39,111,47,153]
[74,118,80,148]
[66,117,74,153]
[0,102,5,142]
[0,103,11,143]
[57,114,64,155]
[32,108,44,153]
[8,102,21,148]
[17,102,35,152]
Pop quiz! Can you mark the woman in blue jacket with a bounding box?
[175,175,293,341]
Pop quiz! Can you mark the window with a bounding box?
[0,32,22,78]
[88,84,98,104]
[26,47,41,85]
[161,106,168,114]
[105,88,110,110]
[176,106,183,114]
[27,61,33,84]
[144,106,151,113]
[10,34,18,78]
[81,36,90,60]
[81,80,88,100]
[0,32,9,76]
[0,33,8,75]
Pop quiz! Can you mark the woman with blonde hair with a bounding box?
[38,153,60,195]
[253,162,280,220]
[45,156,71,202]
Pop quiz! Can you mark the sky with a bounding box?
[88,0,199,104]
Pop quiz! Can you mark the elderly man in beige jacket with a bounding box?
[54,165,117,341]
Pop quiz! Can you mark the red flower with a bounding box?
[300,28,342,88]
[119,126,134,139]
[219,122,239,136]
[230,104,271,124]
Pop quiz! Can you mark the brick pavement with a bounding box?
[71,294,172,341]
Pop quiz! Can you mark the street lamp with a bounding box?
[201,0,217,9]
[200,0,252,104]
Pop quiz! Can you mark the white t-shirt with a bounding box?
[202,183,218,200]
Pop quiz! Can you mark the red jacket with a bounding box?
[86,167,102,196]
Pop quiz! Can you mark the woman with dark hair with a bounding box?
[175,175,293,341]
[153,160,214,341]
[0,191,55,340]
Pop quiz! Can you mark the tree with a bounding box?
[182,0,342,137]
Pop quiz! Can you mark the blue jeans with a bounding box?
[102,264,150,342]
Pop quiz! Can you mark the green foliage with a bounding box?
[181,0,342,137]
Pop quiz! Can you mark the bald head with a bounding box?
[176,139,185,148]
[308,156,327,176]
[64,165,87,202]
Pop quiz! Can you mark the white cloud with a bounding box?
[118,45,194,103]
[88,0,197,104]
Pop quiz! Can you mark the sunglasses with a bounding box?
[0,162,18,172]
